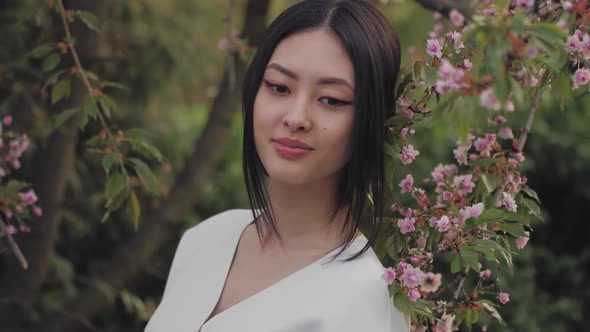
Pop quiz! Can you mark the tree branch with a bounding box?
[35,1,271,331]
[413,0,472,18]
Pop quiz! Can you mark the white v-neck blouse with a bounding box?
[144,209,410,332]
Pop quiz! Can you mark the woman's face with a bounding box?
[253,28,355,186]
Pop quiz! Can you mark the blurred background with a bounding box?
[0,0,588,331]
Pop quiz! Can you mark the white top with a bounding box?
[145,209,410,332]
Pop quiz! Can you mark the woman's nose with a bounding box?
[281,99,312,132]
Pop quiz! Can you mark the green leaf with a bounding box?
[521,185,541,203]
[97,94,120,117]
[460,246,480,272]
[105,171,127,200]
[77,10,100,32]
[480,301,506,326]
[384,115,411,127]
[84,102,100,120]
[530,22,566,46]
[53,108,79,129]
[479,174,497,193]
[51,79,71,104]
[79,113,89,131]
[499,222,527,237]
[464,309,479,327]
[474,239,504,251]
[477,209,504,222]
[412,61,426,84]
[101,81,130,91]
[393,291,414,317]
[129,190,141,231]
[29,44,55,58]
[101,210,111,223]
[102,153,118,175]
[423,65,438,87]
[106,188,128,210]
[42,53,61,72]
[128,139,164,162]
[451,254,462,273]
[128,158,161,196]
[523,198,543,221]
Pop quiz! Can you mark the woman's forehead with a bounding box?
[266,29,354,89]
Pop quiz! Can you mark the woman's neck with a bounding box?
[257,176,351,254]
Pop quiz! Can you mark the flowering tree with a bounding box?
[0,0,585,330]
[379,0,587,330]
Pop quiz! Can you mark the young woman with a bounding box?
[145,1,408,331]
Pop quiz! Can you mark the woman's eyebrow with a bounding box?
[266,62,354,90]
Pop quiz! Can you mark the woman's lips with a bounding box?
[272,141,312,158]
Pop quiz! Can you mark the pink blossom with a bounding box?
[399,174,414,193]
[19,189,38,205]
[524,75,539,88]
[398,217,416,234]
[433,313,456,332]
[381,267,397,285]
[33,207,43,217]
[442,191,453,201]
[479,88,501,110]
[433,12,443,20]
[410,256,421,264]
[504,100,515,112]
[421,272,442,293]
[401,144,420,165]
[2,115,12,126]
[460,202,485,222]
[426,39,443,58]
[453,174,475,195]
[449,9,464,27]
[572,68,590,89]
[498,127,514,140]
[474,134,497,157]
[399,207,414,219]
[511,0,535,9]
[557,19,569,33]
[516,231,530,249]
[483,9,498,16]
[217,37,229,50]
[402,108,414,118]
[497,292,510,304]
[438,59,455,80]
[401,265,425,288]
[5,224,16,235]
[463,58,473,70]
[15,205,23,213]
[434,215,451,232]
[563,1,574,11]
[411,325,428,332]
[453,146,468,165]
[480,269,492,279]
[502,192,518,212]
[567,35,581,51]
[408,288,421,302]
[482,323,488,332]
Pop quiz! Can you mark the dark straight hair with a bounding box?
[242,0,401,263]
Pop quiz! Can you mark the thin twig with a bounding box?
[0,218,28,270]
[454,266,469,300]
[226,0,236,90]
[56,0,115,143]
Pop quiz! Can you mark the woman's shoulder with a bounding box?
[181,208,253,242]
[322,242,410,331]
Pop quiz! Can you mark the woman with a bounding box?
[145,0,408,331]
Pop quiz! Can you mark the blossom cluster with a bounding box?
[379,1,576,329]
[0,115,43,237]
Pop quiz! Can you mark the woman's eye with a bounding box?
[264,80,289,95]
[319,97,352,107]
